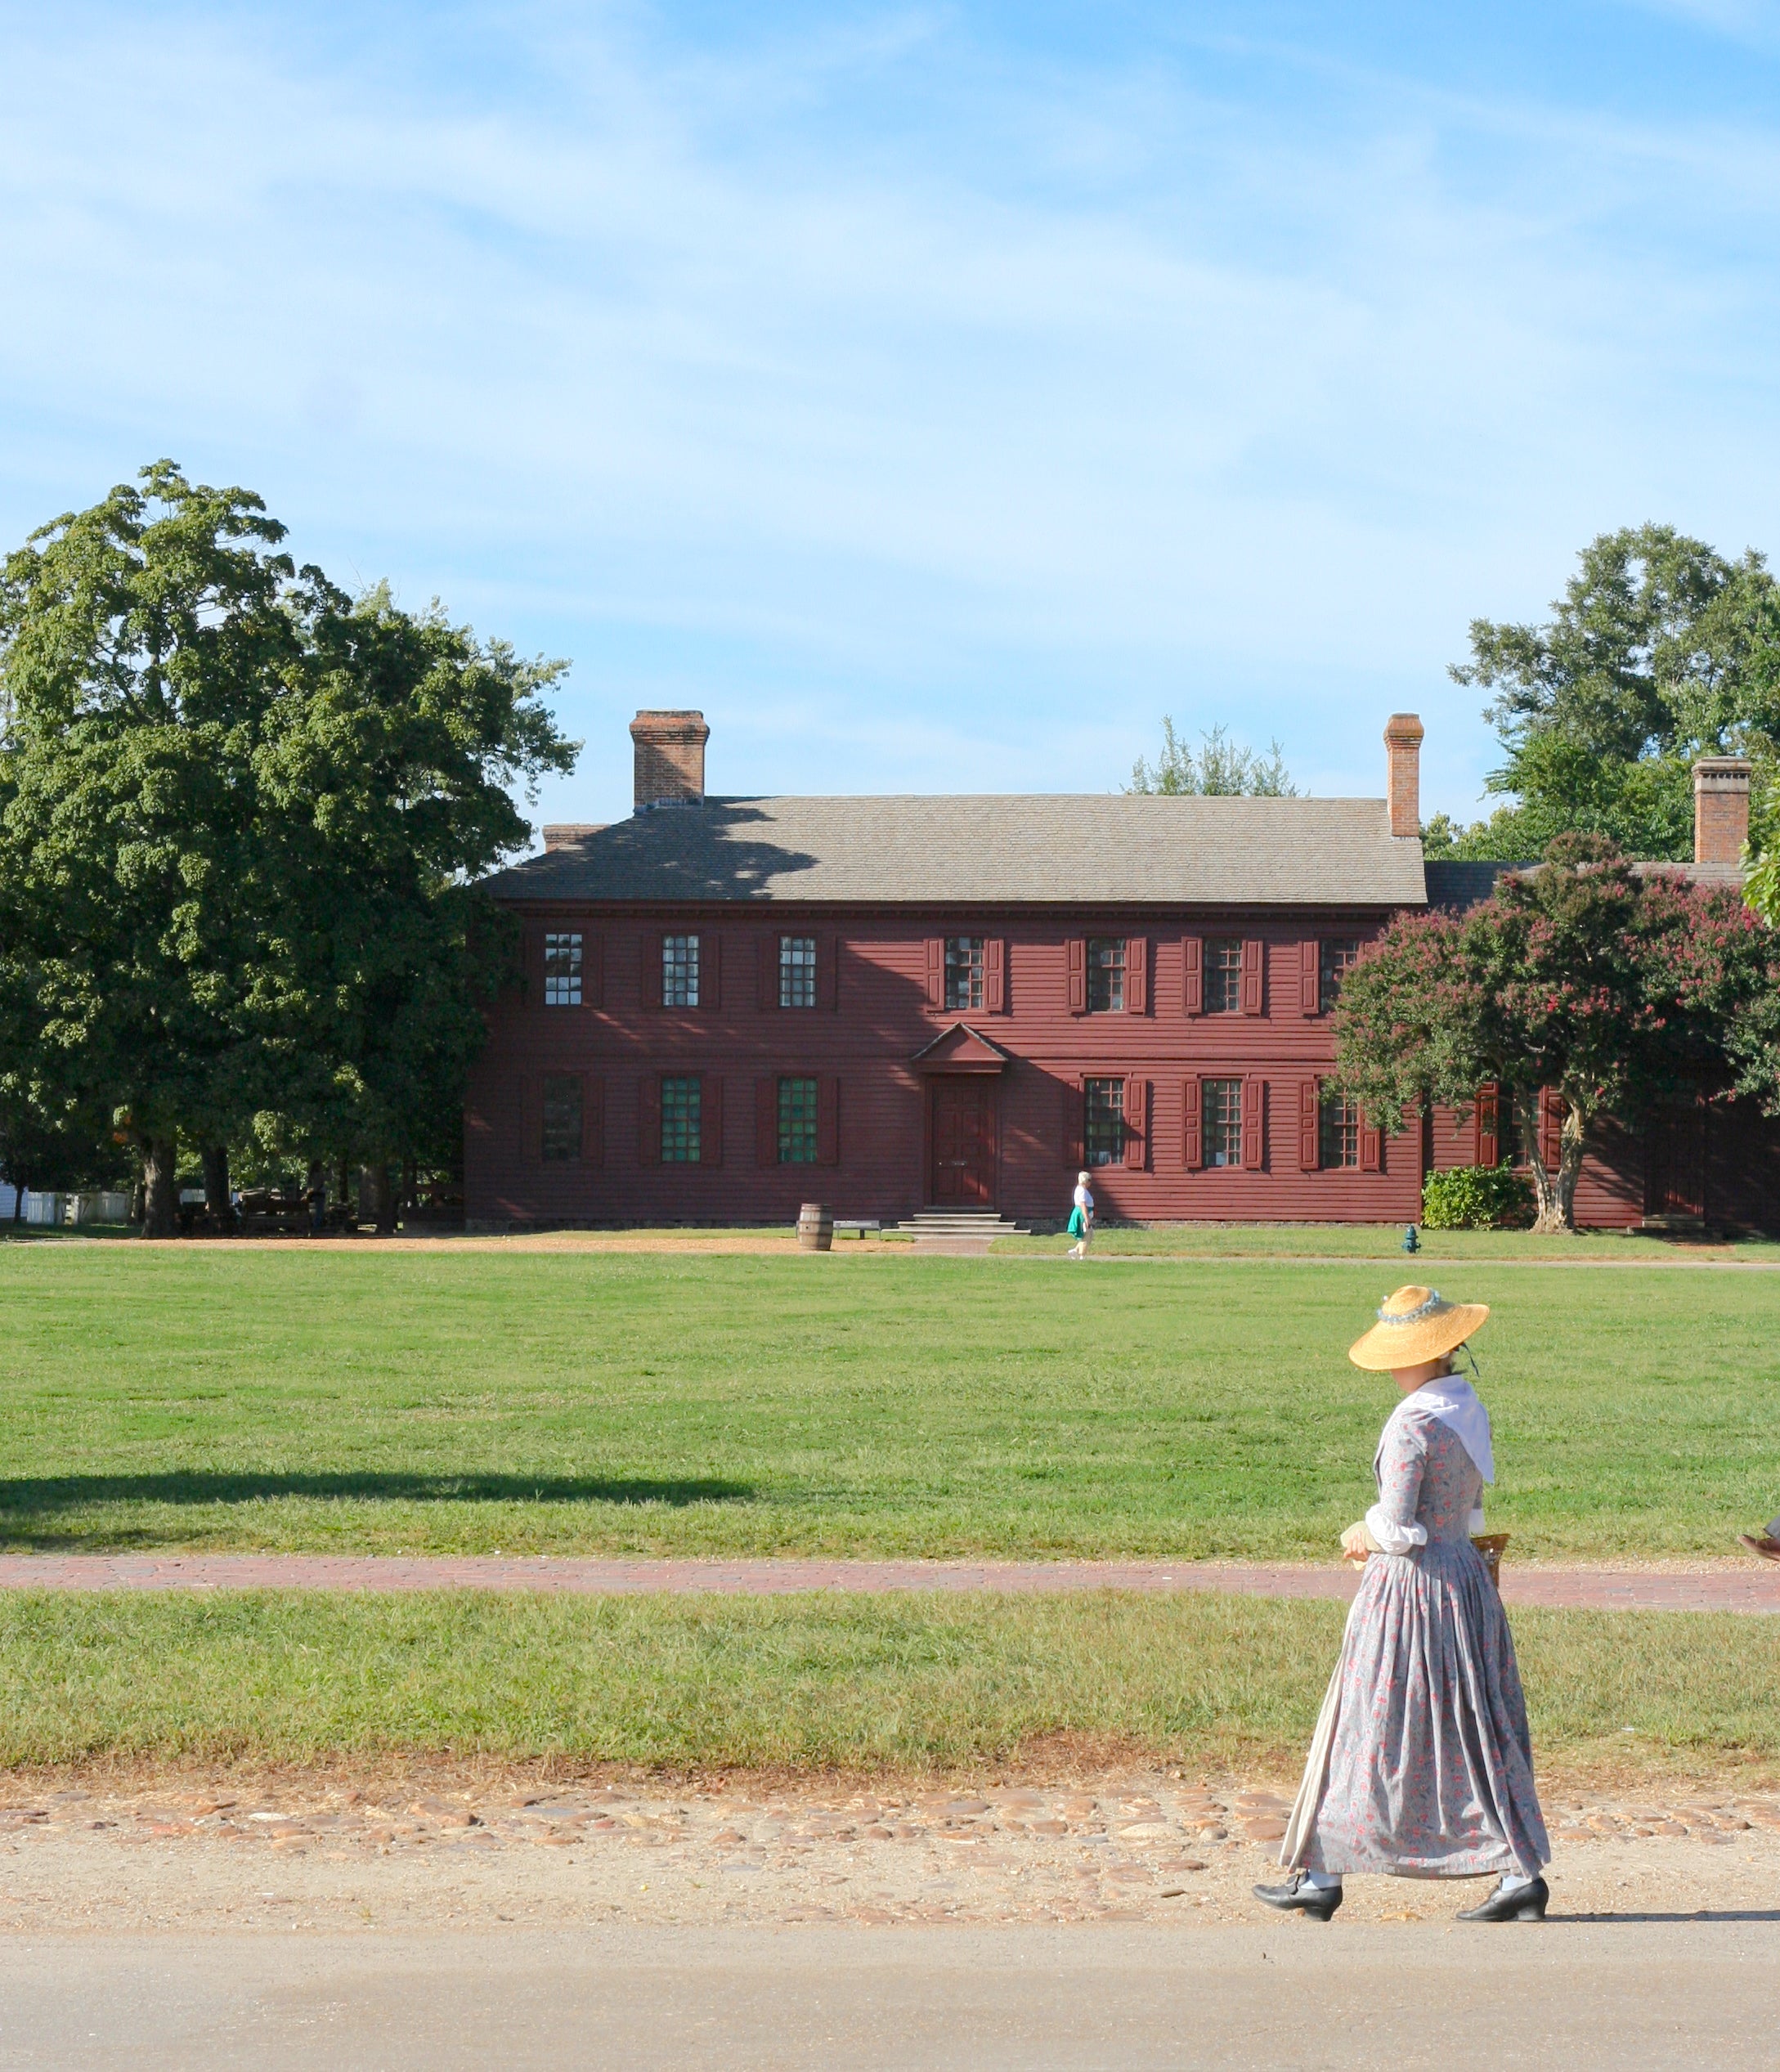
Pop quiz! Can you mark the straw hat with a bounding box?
[1347,1285,1490,1371]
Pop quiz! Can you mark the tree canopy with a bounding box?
[0,464,576,1232]
[1128,720,1298,796]
[1332,835,1776,1230]
[1428,525,1780,862]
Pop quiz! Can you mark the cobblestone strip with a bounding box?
[0,1554,1774,1611]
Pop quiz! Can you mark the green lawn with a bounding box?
[994,1222,1780,1261]
[1,1242,1776,1559]
[0,1590,1773,1781]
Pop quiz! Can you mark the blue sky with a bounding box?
[2,2,1779,837]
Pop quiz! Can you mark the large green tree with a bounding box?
[0,464,576,1236]
[1430,525,1780,861]
[1333,835,1773,1231]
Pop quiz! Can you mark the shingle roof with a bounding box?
[485,795,1427,908]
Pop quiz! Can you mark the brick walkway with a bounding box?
[0,1553,1776,1611]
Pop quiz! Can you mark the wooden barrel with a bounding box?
[797,1203,834,1252]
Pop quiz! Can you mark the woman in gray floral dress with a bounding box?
[1255,1285,1551,1924]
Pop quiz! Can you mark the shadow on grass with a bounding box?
[0,1472,755,1535]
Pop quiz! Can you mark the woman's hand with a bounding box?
[1339,1521,1377,1563]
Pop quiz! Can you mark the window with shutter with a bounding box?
[1087,938,1123,1012]
[1182,937,1203,1016]
[1066,939,1087,1015]
[543,934,583,1007]
[925,939,944,1008]
[542,1074,582,1161]
[984,938,1006,1013]
[779,935,817,1008]
[1123,1077,1147,1168]
[1204,938,1240,1012]
[660,1076,700,1162]
[1241,1075,1264,1168]
[1475,1083,1500,1167]
[755,1076,777,1165]
[1320,1095,1361,1169]
[776,1077,818,1164]
[1319,938,1361,1014]
[1298,940,1320,1016]
[1298,1079,1320,1170]
[1181,1074,1203,1168]
[1240,940,1263,1016]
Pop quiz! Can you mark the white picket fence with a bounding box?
[17,1190,131,1227]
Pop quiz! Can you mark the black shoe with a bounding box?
[1253,1872,1343,1922]
[1457,1875,1549,1922]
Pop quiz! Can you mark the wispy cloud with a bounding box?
[1,2,1778,819]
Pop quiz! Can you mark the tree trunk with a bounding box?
[1519,1088,1585,1234]
[369,1161,397,1236]
[11,1178,23,1226]
[306,1159,326,1236]
[141,1139,179,1238]
[201,1146,230,1229]
[128,1177,145,1227]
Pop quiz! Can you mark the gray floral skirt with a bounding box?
[1284,1540,1550,1878]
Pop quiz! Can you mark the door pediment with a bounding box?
[911,1023,1012,1074]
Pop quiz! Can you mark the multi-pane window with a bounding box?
[1320,1094,1360,1170]
[544,932,582,1007]
[1205,939,1242,1014]
[662,935,701,1009]
[778,1076,818,1164]
[1083,1077,1125,1167]
[1203,1079,1243,1167]
[661,1075,702,1163]
[1319,938,1361,1015]
[542,1074,582,1162]
[779,936,817,1009]
[945,937,984,1011]
[1087,939,1125,1014]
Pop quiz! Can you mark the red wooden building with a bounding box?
[466,712,1777,1231]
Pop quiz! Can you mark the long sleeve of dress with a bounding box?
[1365,1413,1429,1555]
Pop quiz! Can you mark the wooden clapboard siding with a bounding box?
[474,905,1742,1229]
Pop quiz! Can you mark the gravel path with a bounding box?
[0,1553,1775,1610]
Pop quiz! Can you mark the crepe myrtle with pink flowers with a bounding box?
[1330,832,1780,1233]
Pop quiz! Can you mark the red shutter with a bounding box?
[1241,1075,1264,1169]
[755,1076,777,1166]
[1066,938,1087,1015]
[1063,1079,1084,1167]
[521,1074,542,1163]
[1298,1079,1320,1171]
[1124,938,1146,1015]
[757,935,778,1011]
[639,1075,661,1164]
[702,1075,723,1167]
[1359,1106,1383,1172]
[1182,937,1203,1016]
[1123,1078,1147,1168]
[1475,1082,1500,1167]
[1540,1088,1564,1170]
[702,932,721,1011]
[818,934,840,1011]
[642,933,662,1010]
[1299,940,1320,1016]
[926,939,944,1009]
[1240,939,1263,1016]
[582,1076,605,1166]
[984,938,1006,1014]
[585,932,604,1011]
[1182,1076,1202,1169]
[818,1075,840,1166]
[526,925,547,1008]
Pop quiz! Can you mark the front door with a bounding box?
[930,1079,998,1207]
[1647,1097,1707,1220]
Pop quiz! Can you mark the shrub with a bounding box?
[1421,1164,1536,1231]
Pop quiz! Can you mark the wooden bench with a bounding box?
[832,1219,881,1240]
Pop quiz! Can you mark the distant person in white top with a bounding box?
[1067,1172,1094,1258]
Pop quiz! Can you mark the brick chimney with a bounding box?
[630,710,709,811]
[1383,713,1424,839]
[542,824,603,850]
[1693,756,1751,865]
